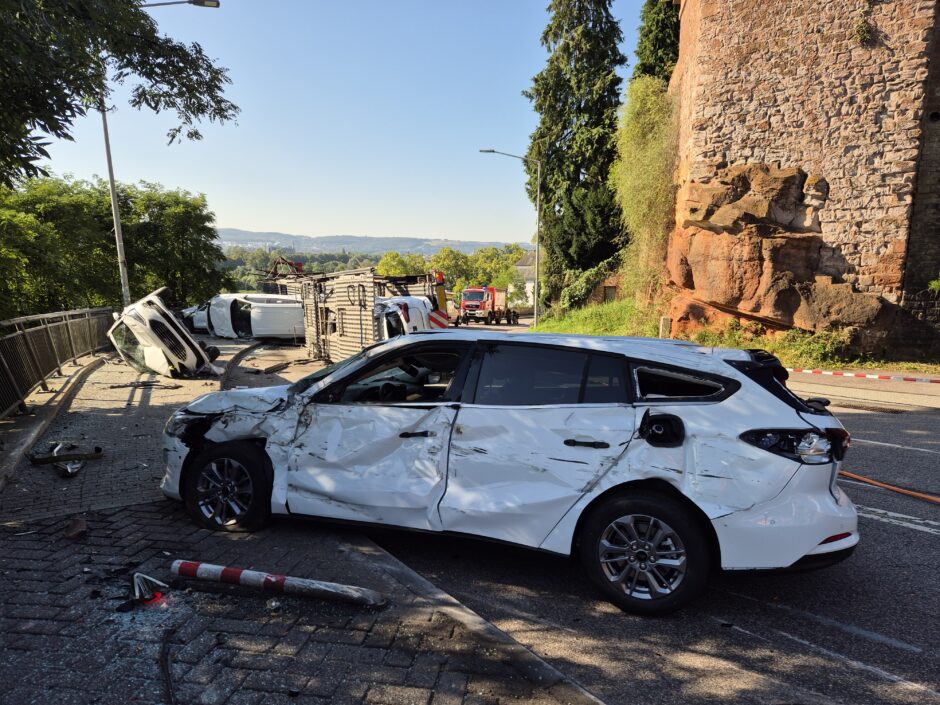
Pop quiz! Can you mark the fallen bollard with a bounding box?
[171,559,387,607]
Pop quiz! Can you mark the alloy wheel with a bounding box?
[195,457,254,527]
[597,514,687,600]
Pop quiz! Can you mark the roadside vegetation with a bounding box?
[0,176,230,319]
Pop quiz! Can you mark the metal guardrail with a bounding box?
[0,308,114,419]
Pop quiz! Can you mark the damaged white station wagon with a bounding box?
[161,331,857,614]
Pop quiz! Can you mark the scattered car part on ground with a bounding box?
[29,443,104,465]
[206,293,304,340]
[108,288,221,378]
[171,559,387,606]
[160,330,858,615]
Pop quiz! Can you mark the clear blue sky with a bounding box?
[45,0,642,244]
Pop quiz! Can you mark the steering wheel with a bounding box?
[379,382,398,402]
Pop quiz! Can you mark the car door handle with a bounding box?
[400,430,435,438]
[564,439,609,449]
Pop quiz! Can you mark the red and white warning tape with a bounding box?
[787,368,940,384]
[171,560,386,606]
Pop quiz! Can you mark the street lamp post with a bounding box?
[479,149,543,327]
[101,0,221,306]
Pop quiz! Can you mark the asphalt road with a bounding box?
[372,398,940,705]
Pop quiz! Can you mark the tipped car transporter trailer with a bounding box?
[262,268,449,362]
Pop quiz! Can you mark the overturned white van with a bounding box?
[207,293,304,341]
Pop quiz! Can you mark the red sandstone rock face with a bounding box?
[668,162,893,338]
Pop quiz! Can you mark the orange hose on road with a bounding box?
[839,470,940,505]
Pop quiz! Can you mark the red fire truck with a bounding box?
[458,286,519,325]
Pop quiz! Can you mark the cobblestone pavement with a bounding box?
[1,335,589,705]
[0,340,246,523]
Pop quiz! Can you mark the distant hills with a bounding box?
[217,228,531,256]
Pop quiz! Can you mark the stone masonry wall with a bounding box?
[907,2,940,294]
[673,0,937,299]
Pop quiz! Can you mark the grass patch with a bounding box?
[534,298,660,337]
[534,306,940,374]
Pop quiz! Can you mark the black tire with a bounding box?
[578,491,710,615]
[183,441,272,532]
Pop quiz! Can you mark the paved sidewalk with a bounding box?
[0,338,593,705]
[0,339,248,523]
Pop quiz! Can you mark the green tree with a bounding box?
[375,251,427,276]
[428,247,472,288]
[0,176,233,317]
[632,0,680,82]
[125,183,232,303]
[1,0,239,186]
[523,0,626,303]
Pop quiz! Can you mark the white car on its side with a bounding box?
[109,288,220,377]
[160,330,857,614]
[207,293,304,340]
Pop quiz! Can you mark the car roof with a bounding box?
[394,329,752,373]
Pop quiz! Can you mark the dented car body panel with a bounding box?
[160,330,858,571]
[441,404,635,547]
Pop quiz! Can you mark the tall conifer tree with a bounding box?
[633,0,680,82]
[524,0,626,303]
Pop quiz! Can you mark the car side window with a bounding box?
[330,346,469,404]
[633,365,726,401]
[474,345,588,406]
[583,354,629,404]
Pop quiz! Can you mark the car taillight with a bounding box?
[740,429,833,464]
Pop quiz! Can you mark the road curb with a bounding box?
[347,535,606,705]
[0,356,106,490]
[219,341,265,391]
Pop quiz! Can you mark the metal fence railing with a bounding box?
[0,308,114,419]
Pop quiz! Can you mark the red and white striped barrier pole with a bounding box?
[787,368,940,384]
[171,560,387,607]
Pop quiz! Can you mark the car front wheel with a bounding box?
[578,492,710,615]
[183,442,271,532]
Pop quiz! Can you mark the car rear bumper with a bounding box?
[713,463,858,570]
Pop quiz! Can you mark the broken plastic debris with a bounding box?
[133,573,169,603]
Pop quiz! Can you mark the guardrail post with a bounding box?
[42,316,63,376]
[64,313,78,361]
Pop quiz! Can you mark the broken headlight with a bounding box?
[740,429,832,464]
[164,409,203,437]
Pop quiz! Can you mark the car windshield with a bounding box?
[111,322,157,374]
[461,291,484,301]
[288,341,387,395]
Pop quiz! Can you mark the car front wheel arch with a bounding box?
[572,479,721,569]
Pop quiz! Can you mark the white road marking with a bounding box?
[855,505,940,536]
[776,631,940,698]
[722,590,922,653]
[852,438,940,455]
[705,614,772,643]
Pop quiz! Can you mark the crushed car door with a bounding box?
[439,343,636,548]
[285,342,471,530]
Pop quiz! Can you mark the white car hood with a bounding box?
[186,385,289,414]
